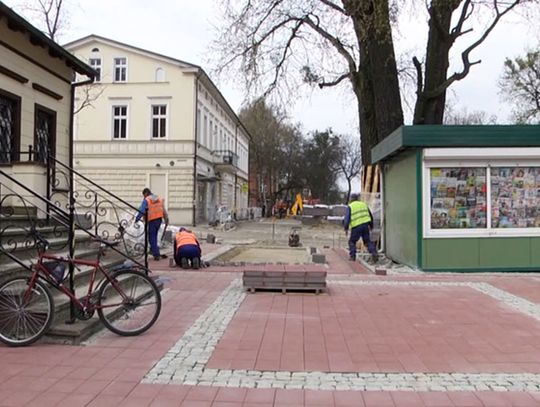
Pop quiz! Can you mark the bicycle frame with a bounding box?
[29,252,129,313]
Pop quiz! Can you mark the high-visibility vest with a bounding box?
[348,200,371,229]
[176,231,198,248]
[146,196,164,221]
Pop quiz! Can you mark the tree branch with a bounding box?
[426,0,521,99]
[318,72,351,88]
[412,56,423,96]
[263,19,304,95]
[318,0,348,15]
[450,0,473,40]
[303,15,357,74]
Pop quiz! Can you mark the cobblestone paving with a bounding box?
[143,279,540,391]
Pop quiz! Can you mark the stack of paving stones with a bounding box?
[242,269,327,294]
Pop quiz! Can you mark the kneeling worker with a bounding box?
[174,227,202,269]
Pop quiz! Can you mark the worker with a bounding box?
[343,193,378,263]
[135,188,169,261]
[174,227,202,269]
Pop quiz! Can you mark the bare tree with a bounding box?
[73,84,105,114]
[499,50,540,123]
[336,134,361,202]
[212,0,536,164]
[444,105,497,125]
[19,0,71,41]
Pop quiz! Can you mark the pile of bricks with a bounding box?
[242,269,327,294]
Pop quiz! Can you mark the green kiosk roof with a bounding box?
[371,125,540,164]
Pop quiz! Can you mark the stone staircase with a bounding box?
[0,217,144,344]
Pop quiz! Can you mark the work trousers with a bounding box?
[148,218,162,257]
[175,244,201,265]
[348,223,377,260]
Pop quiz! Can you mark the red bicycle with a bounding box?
[0,233,161,346]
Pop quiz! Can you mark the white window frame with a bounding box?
[113,57,128,82]
[423,147,540,238]
[111,104,129,140]
[209,118,214,150]
[155,67,165,82]
[203,113,208,147]
[150,103,169,139]
[89,57,102,82]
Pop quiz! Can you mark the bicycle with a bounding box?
[0,232,161,346]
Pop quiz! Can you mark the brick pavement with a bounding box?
[2,249,540,405]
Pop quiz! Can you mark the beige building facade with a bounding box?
[65,35,250,225]
[0,4,95,214]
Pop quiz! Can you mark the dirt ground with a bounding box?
[192,218,348,249]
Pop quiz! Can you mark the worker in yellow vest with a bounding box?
[136,188,169,261]
[174,227,202,269]
[343,193,378,263]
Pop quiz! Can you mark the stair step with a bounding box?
[44,277,164,345]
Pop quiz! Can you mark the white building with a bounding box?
[65,35,250,225]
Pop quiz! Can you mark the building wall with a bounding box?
[383,150,418,267]
[70,39,199,224]
[72,42,196,143]
[0,19,74,212]
[69,37,250,225]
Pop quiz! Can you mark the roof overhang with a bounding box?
[0,3,96,79]
[371,125,540,164]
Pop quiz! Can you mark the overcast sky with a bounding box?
[4,0,538,136]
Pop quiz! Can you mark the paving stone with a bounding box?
[143,278,540,392]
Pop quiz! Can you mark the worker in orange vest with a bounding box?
[136,188,169,261]
[174,227,202,269]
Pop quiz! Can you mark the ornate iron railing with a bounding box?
[0,148,151,275]
[47,154,149,265]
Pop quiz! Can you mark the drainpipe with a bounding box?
[67,76,94,323]
[234,124,238,220]
[192,73,200,227]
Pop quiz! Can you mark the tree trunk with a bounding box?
[344,0,404,164]
[413,0,461,124]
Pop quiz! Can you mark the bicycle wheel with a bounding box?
[0,276,54,346]
[97,269,161,336]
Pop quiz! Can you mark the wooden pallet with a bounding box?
[243,270,327,294]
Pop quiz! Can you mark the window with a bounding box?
[491,167,540,228]
[151,104,167,139]
[209,119,213,149]
[0,89,21,164]
[196,108,201,142]
[34,104,56,163]
[155,68,165,82]
[424,148,540,237]
[112,105,128,139]
[113,57,127,82]
[429,168,487,229]
[89,58,101,81]
[203,114,208,146]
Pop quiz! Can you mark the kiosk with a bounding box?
[372,125,540,272]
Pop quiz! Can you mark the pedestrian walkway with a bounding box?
[2,250,540,405]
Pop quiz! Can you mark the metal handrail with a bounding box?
[0,171,147,264]
[48,154,140,213]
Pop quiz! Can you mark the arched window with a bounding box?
[155,68,165,82]
[91,47,100,53]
